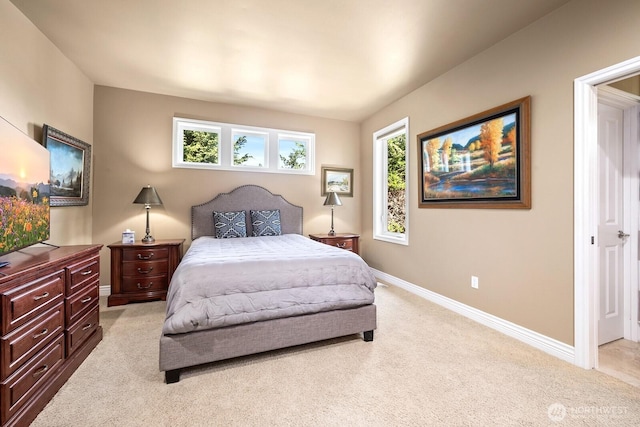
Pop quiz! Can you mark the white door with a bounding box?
[597,102,626,345]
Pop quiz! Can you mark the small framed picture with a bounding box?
[321,166,353,197]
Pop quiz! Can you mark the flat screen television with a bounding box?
[0,115,51,259]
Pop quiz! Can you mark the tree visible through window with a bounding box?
[173,118,315,175]
[279,140,307,169]
[386,134,406,233]
[373,117,409,245]
[183,130,219,164]
[233,135,252,165]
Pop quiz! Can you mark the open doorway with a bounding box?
[595,78,640,387]
[574,56,640,374]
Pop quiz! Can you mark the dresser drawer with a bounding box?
[0,335,64,425]
[122,259,169,277]
[121,276,168,293]
[67,256,100,295]
[1,271,65,335]
[66,284,99,326]
[66,307,99,356]
[122,247,169,262]
[1,306,64,380]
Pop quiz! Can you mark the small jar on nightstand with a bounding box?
[309,233,360,255]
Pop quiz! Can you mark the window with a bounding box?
[373,117,409,245]
[173,117,315,175]
[174,120,221,167]
[232,130,267,167]
[278,134,312,171]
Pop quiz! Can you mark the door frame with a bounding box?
[575,55,640,369]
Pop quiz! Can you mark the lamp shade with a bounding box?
[133,185,163,206]
[323,192,342,207]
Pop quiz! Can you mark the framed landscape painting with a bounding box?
[321,166,353,197]
[43,124,91,207]
[417,96,531,209]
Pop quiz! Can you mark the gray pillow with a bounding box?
[250,209,282,236]
[213,211,247,238]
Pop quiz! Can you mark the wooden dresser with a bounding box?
[107,239,184,306]
[0,244,102,427]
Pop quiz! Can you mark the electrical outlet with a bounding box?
[471,276,479,289]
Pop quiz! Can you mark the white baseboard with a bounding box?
[99,285,111,297]
[371,268,576,365]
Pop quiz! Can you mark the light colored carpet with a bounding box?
[32,284,640,426]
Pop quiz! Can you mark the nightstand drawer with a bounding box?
[122,260,169,277]
[121,276,168,293]
[326,238,354,251]
[1,271,65,335]
[122,247,169,262]
[309,233,360,255]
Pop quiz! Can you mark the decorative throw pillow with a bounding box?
[250,209,282,237]
[213,211,247,238]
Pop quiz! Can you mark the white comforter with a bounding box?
[163,234,377,334]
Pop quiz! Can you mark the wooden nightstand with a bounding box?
[309,233,360,255]
[107,239,184,306]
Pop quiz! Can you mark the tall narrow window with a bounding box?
[373,117,409,245]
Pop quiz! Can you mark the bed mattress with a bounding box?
[163,234,377,335]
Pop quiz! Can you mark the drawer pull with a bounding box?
[81,296,92,304]
[82,323,93,331]
[33,328,49,339]
[80,269,93,276]
[137,253,154,260]
[137,267,154,274]
[32,364,49,378]
[137,282,153,289]
[336,243,346,248]
[33,292,50,301]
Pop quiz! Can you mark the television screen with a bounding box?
[0,116,51,257]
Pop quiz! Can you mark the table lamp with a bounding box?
[133,185,163,243]
[323,191,342,236]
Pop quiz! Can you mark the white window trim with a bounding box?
[173,117,315,175]
[373,117,409,245]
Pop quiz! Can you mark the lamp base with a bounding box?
[141,235,155,243]
[328,230,336,236]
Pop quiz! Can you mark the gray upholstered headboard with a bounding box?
[191,185,303,240]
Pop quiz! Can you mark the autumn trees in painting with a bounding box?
[418,96,531,209]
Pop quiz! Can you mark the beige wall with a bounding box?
[93,86,361,284]
[0,1,94,246]
[360,0,640,345]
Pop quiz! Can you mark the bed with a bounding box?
[159,185,377,383]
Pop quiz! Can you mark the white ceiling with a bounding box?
[11,0,570,122]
